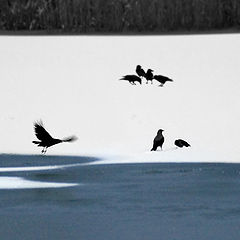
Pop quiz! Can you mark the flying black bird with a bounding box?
[151,129,164,151]
[174,139,191,148]
[145,69,154,84]
[120,75,142,85]
[153,75,173,87]
[32,121,77,154]
[136,65,146,78]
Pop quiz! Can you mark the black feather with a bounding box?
[32,120,77,154]
[34,120,53,142]
[153,75,173,86]
[175,139,191,148]
[62,136,78,142]
[120,75,142,85]
[151,129,164,151]
[136,65,146,78]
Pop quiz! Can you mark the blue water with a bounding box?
[0,154,240,240]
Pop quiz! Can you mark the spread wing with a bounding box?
[33,121,53,141]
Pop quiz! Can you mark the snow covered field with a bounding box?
[0,35,240,163]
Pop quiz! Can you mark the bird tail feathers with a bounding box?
[62,136,78,142]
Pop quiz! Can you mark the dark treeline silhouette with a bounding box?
[0,0,240,33]
[32,120,77,153]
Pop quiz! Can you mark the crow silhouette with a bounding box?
[153,75,173,87]
[145,69,154,84]
[151,129,164,151]
[136,65,146,78]
[32,121,77,154]
[174,139,191,148]
[120,75,142,85]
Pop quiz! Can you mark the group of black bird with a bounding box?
[120,65,173,87]
[151,129,190,151]
[32,65,185,154]
[32,122,190,154]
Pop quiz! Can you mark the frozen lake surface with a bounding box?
[0,154,240,240]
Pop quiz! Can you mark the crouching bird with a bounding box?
[32,121,77,154]
[153,75,173,87]
[174,139,191,148]
[120,75,142,85]
[151,129,164,151]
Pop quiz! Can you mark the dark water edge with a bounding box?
[0,154,240,240]
[0,153,98,167]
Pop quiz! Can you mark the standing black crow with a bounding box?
[136,65,146,78]
[174,139,191,148]
[151,129,164,151]
[145,69,154,84]
[32,121,77,154]
[153,75,173,87]
[120,75,142,85]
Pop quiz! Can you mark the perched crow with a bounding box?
[174,139,191,148]
[145,69,154,84]
[32,121,77,154]
[136,65,146,78]
[153,75,173,87]
[151,129,164,151]
[120,75,142,85]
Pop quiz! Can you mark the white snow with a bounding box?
[0,35,240,162]
[0,177,79,189]
[0,162,88,172]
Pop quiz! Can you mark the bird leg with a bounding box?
[41,147,47,154]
